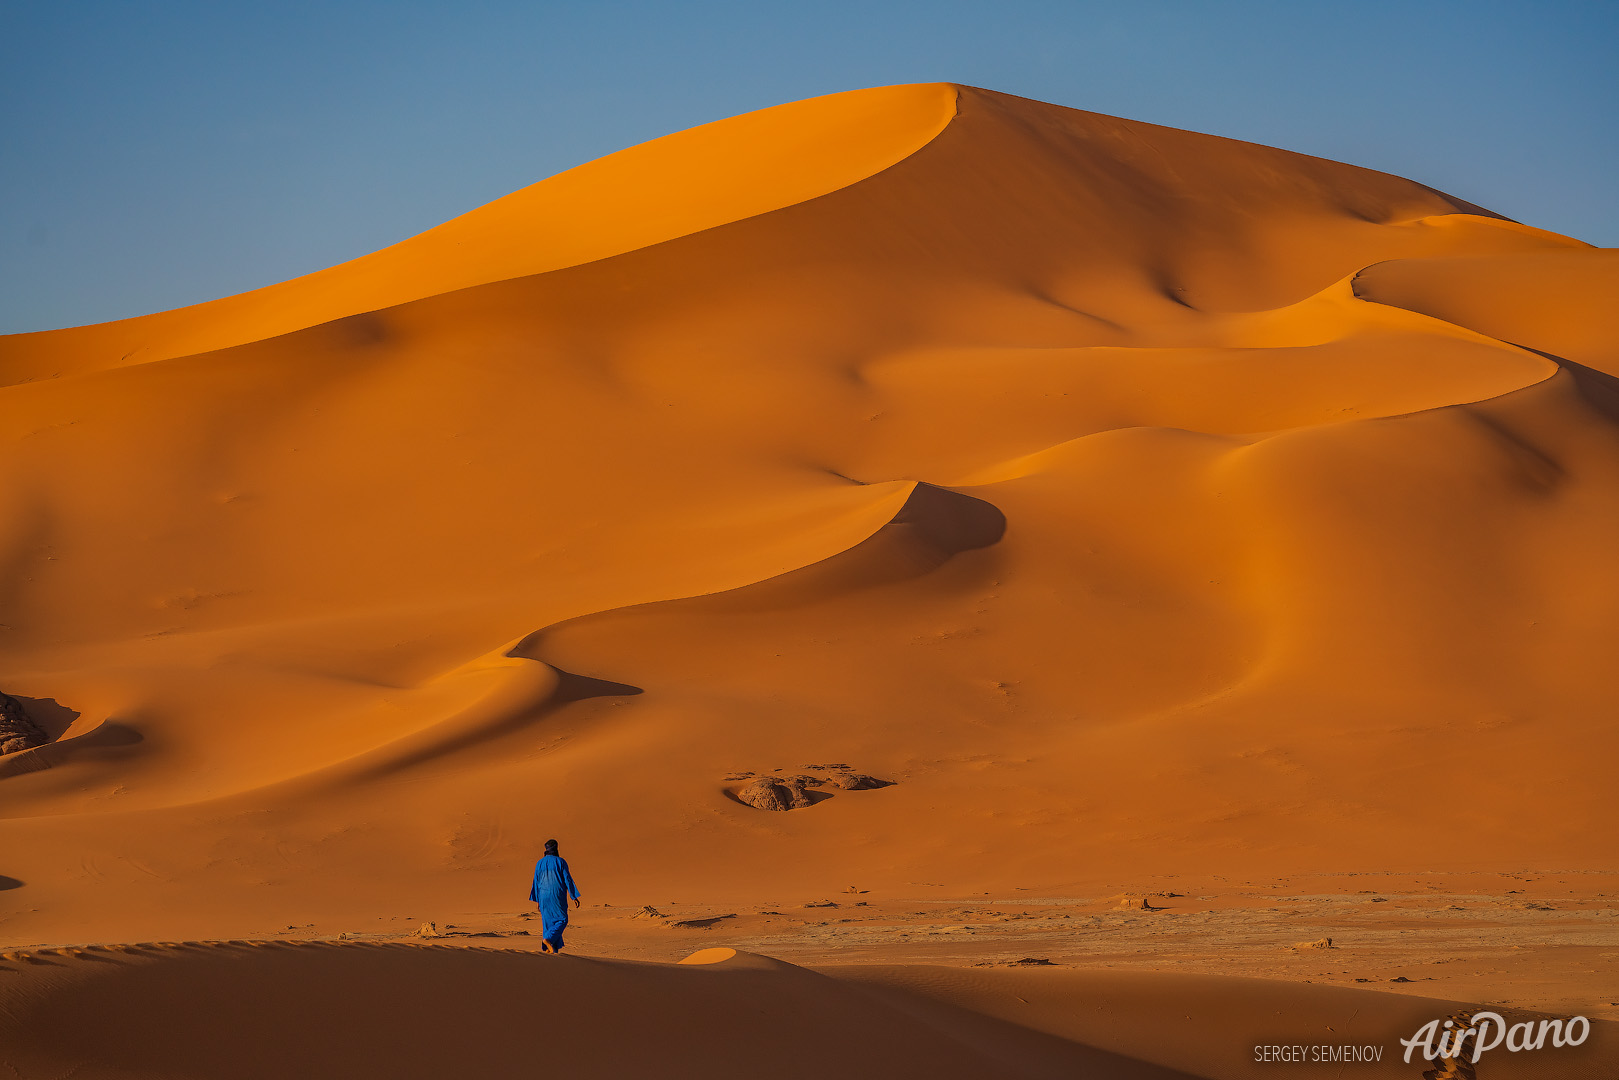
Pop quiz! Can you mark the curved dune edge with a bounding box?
[260,482,931,802]
[3,941,1612,1079]
[279,482,1003,799]
[0,481,935,813]
[229,481,998,809]
[1351,247,1619,375]
[1392,212,1590,247]
[0,82,958,381]
[947,279,1560,487]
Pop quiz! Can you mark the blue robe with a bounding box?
[528,854,580,951]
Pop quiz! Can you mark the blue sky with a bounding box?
[3,1,1614,333]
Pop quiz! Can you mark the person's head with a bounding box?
[544,839,559,857]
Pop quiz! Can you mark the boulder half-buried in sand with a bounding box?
[824,770,888,790]
[737,777,814,811]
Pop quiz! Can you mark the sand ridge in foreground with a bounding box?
[1,82,1616,1014]
[4,940,1612,1079]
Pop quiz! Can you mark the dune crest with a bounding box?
[0,82,957,380]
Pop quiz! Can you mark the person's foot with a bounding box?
[539,941,552,954]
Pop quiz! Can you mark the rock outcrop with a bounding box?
[823,771,887,791]
[0,694,46,756]
[728,765,894,809]
[736,777,814,811]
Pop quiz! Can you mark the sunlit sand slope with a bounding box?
[0,83,958,377]
[1354,248,1619,372]
[1,84,1614,943]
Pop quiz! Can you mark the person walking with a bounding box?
[528,838,580,953]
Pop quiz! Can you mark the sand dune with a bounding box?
[0,943,1199,1080]
[5,942,1609,1078]
[0,83,957,380]
[1354,248,1619,373]
[1,82,1616,1072]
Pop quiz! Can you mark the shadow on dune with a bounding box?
[318,662,642,787]
[0,943,1204,1079]
[0,874,22,891]
[551,668,645,704]
[0,720,142,782]
[1525,347,1619,422]
[888,482,1006,553]
[10,697,81,741]
[512,481,1008,653]
[689,481,1007,612]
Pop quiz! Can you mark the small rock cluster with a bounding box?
[0,693,47,756]
[728,763,893,811]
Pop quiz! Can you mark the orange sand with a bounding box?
[3,944,1611,1078]
[2,84,1616,1076]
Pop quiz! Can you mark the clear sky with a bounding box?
[3,0,1614,333]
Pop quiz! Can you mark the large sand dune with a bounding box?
[2,83,1615,1073]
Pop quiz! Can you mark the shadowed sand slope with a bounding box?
[1,84,1616,945]
[7,943,1611,1079]
[833,963,1619,1078]
[0,943,1198,1080]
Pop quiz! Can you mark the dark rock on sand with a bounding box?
[736,777,814,811]
[0,694,47,756]
[824,771,889,790]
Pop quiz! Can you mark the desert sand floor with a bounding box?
[3,82,1617,1076]
[2,927,1614,1078]
[3,874,1615,1077]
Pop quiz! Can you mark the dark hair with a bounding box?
[543,839,559,855]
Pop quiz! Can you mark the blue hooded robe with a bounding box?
[528,854,580,951]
